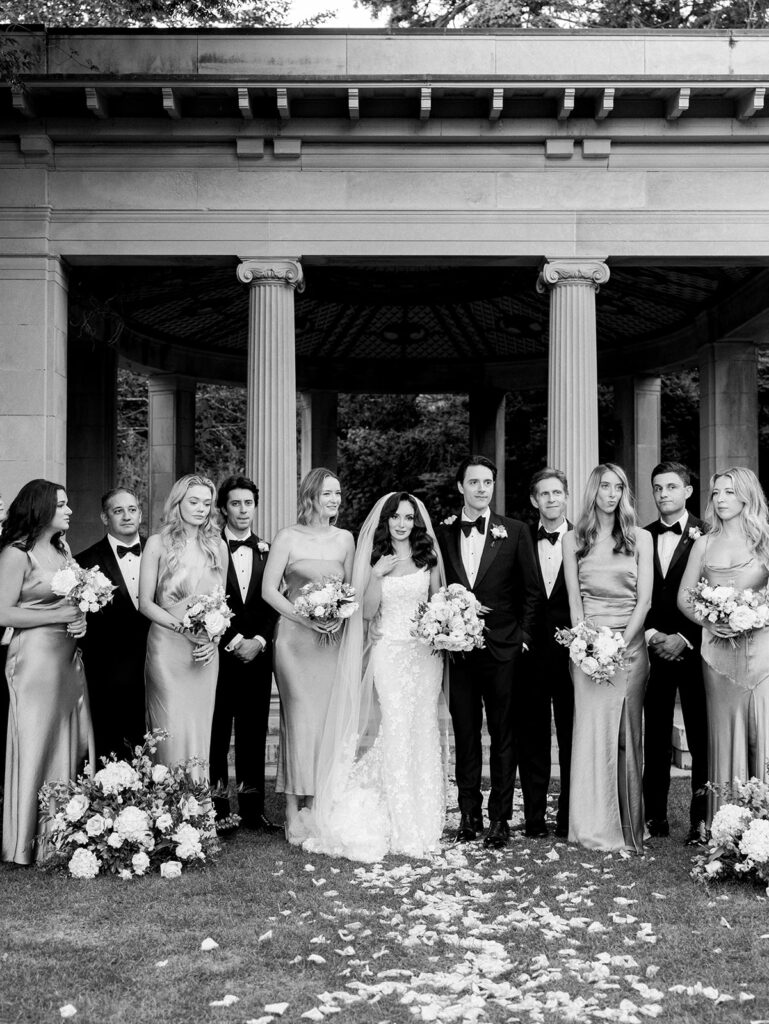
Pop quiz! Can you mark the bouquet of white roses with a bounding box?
[39,730,221,880]
[411,583,487,654]
[684,579,769,646]
[182,586,233,642]
[51,561,116,614]
[555,620,626,685]
[293,574,358,645]
[692,777,769,891]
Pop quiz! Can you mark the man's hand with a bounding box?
[233,637,264,663]
[649,631,686,662]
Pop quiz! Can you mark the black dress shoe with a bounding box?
[524,822,549,839]
[684,827,706,847]
[646,818,670,838]
[455,812,478,843]
[483,820,510,849]
[212,795,231,821]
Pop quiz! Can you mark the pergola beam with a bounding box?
[557,88,575,120]
[162,87,181,119]
[666,87,690,120]
[348,87,360,120]
[737,87,765,121]
[85,87,108,119]
[594,88,615,120]
[237,87,253,119]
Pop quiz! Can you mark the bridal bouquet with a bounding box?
[182,586,233,642]
[39,730,220,880]
[692,777,769,891]
[684,579,769,645]
[411,583,487,654]
[51,561,116,614]
[555,620,626,685]
[293,574,358,645]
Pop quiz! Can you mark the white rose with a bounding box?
[119,869,133,881]
[187,602,204,618]
[729,605,757,633]
[51,567,78,596]
[151,764,170,784]
[68,848,100,879]
[85,814,107,837]
[180,796,201,820]
[155,813,174,832]
[203,610,226,638]
[336,603,357,619]
[65,794,90,823]
[161,860,183,879]
[132,851,150,876]
[78,600,90,613]
[580,656,599,676]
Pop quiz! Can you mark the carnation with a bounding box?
[94,761,141,796]
[739,819,769,864]
[69,848,100,879]
[65,793,90,822]
[114,806,151,843]
[710,804,753,847]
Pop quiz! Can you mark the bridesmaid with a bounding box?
[678,467,769,825]
[139,475,228,780]
[0,480,93,865]
[562,464,653,854]
[262,467,354,843]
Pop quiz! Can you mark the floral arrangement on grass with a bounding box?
[683,579,769,647]
[182,586,234,642]
[39,730,220,880]
[411,583,487,654]
[51,561,116,615]
[692,776,769,891]
[555,620,627,685]
[293,574,358,645]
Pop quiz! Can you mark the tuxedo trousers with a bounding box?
[449,647,520,823]
[642,649,708,829]
[86,659,146,763]
[210,649,273,808]
[518,642,573,831]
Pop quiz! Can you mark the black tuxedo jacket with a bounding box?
[220,532,278,651]
[438,511,541,662]
[644,513,705,650]
[529,521,573,647]
[75,536,150,688]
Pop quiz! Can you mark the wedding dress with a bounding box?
[303,495,448,863]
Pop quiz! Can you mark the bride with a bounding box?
[303,492,448,862]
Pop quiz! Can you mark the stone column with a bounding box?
[66,330,118,552]
[299,390,338,479]
[469,389,506,514]
[614,375,661,526]
[0,255,68,500]
[698,340,759,509]
[537,258,610,518]
[237,258,304,541]
[147,374,196,532]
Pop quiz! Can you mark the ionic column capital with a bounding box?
[536,258,610,294]
[237,258,305,293]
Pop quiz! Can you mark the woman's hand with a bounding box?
[312,619,342,637]
[191,639,217,666]
[66,612,87,638]
[707,621,736,640]
[372,554,399,579]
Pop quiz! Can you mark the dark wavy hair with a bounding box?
[370,492,437,570]
[217,475,259,512]
[0,479,67,554]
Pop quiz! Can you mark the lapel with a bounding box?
[530,523,547,595]
[244,534,266,605]
[648,520,664,579]
[222,529,245,610]
[473,512,504,590]
[100,538,131,604]
[445,518,471,589]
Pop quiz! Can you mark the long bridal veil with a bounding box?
[302,492,450,861]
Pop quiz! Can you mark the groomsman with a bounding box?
[438,456,541,849]
[211,475,279,831]
[519,468,573,838]
[76,488,149,762]
[643,461,707,843]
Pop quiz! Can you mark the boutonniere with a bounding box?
[442,515,457,526]
[257,540,270,554]
[490,524,508,540]
[688,526,702,541]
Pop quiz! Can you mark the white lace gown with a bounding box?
[304,568,446,862]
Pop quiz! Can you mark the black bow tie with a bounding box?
[537,526,560,545]
[116,543,141,559]
[228,536,256,553]
[461,517,486,537]
[659,522,682,535]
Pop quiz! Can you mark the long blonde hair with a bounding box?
[704,467,769,568]
[297,467,339,526]
[575,463,637,558]
[159,474,222,578]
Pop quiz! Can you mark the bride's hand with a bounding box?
[372,554,399,579]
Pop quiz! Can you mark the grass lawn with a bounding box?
[1,779,767,1024]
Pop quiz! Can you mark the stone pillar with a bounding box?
[0,255,68,501]
[698,340,759,509]
[537,258,610,518]
[299,390,338,479]
[147,374,196,532]
[237,258,304,542]
[66,331,118,552]
[469,389,506,514]
[614,375,661,526]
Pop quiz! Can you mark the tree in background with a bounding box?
[1,0,292,28]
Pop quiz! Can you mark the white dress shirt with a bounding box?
[460,507,490,588]
[107,532,141,608]
[537,519,568,598]
[656,511,688,578]
[223,527,265,653]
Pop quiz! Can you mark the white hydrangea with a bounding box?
[710,803,753,847]
[132,851,151,876]
[65,793,90,822]
[172,822,203,861]
[114,806,152,843]
[93,761,141,796]
[68,848,101,879]
[739,819,769,864]
[71,831,88,846]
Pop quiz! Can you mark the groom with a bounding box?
[438,456,541,849]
